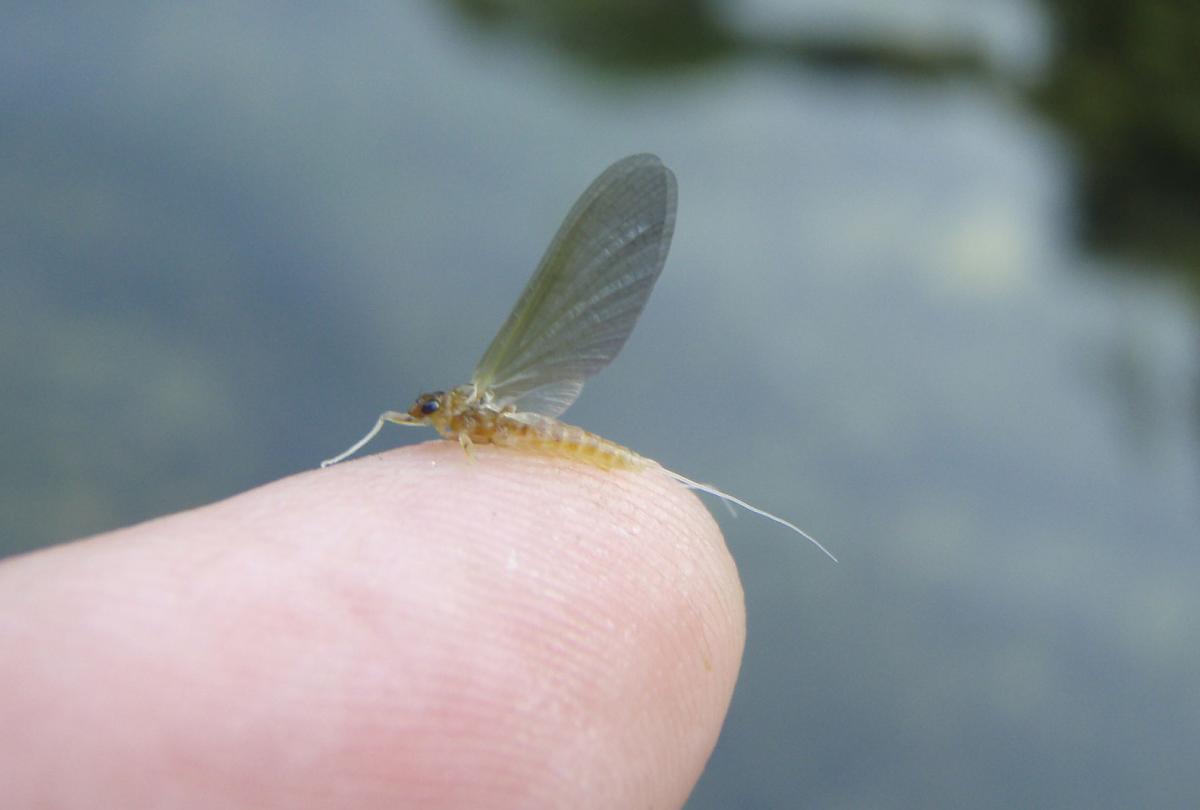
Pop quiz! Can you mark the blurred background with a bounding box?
[4,1,1199,806]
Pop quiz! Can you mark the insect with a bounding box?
[322,154,836,561]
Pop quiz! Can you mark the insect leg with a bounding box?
[320,410,411,467]
[458,432,477,463]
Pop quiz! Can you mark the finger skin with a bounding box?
[0,441,745,809]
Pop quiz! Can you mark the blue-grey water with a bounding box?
[4,3,1199,807]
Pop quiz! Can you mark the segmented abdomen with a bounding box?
[491,412,646,471]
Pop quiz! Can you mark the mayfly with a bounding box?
[322,154,836,561]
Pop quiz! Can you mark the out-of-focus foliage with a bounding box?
[452,0,990,76]
[1036,0,1200,280]
[454,0,1200,292]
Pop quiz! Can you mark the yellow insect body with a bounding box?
[381,386,644,471]
[487,413,643,472]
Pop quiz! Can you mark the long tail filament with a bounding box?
[663,469,838,562]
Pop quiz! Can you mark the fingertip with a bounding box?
[312,442,747,805]
[1,441,745,809]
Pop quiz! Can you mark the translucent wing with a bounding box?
[471,154,677,417]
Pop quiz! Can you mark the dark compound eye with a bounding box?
[420,399,440,415]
